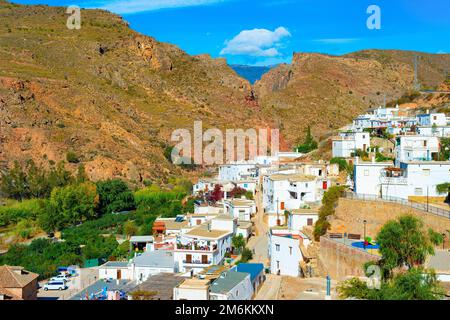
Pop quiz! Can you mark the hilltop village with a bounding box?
[2,105,449,301]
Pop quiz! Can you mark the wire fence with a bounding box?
[343,191,450,219]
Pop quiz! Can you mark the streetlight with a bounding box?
[442,233,446,250]
[363,220,367,250]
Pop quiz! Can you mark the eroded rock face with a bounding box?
[135,36,173,71]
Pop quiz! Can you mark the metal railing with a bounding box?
[343,192,450,219]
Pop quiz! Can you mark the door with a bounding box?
[117,269,122,280]
[196,219,201,225]
[322,181,328,190]
[201,255,208,264]
[280,202,285,210]
[186,254,192,263]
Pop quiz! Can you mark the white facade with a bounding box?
[263,174,318,213]
[173,279,210,300]
[395,136,440,166]
[417,113,447,127]
[353,158,394,197]
[174,227,232,273]
[416,126,450,138]
[269,229,310,277]
[224,198,255,221]
[209,272,253,300]
[219,163,258,181]
[332,131,370,158]
[288,210,319,231]
[380,161,450,200]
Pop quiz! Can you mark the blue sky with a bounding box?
[13,0,450,65]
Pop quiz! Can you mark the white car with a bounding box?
[43,281,67,291]
[50,274,69,282]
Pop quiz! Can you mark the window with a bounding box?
[423,140,427,147]
[414,188,423,196]
[275,244,280,252]
[364,169,369,176]
[276,261,280,269]
[289,246,292,255]
[307,218,313,226]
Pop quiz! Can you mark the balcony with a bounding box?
[176,243,218,252]
[380,177,408,185]
[182,259,212,265]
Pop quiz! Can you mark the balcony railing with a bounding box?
[176,243,218,252]
[380,177,408,185]
[182,260,212,265]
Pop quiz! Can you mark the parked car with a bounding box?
[50,274,69,282]
[43,281,67,291]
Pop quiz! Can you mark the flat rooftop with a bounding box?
[130,274,185,300]
[269,173,316,182]
[185,227,231,240]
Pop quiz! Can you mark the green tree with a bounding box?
[295,126,318,153]
[123,221,138,238]
[241,248,253,263]
[338,268,445,300]
[96,179,136,215]
[232,234,246,254]
[40,182,99,232]
[377,215,438,276]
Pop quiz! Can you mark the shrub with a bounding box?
[66,151,80,164]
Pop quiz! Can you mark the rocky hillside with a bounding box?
[0,1,269,184]
[0,1,449,184]
[255,51,450,145]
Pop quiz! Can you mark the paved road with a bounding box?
[254,274,281,300]
[37,268,99,300]
[247,185,269,265]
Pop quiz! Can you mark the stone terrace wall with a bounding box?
[329,198,450,238]
[318,236,380,280]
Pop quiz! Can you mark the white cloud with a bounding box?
[88,0,227,14]
[220,27,291,57]
[313,38,359,44]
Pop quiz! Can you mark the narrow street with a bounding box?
[247,184,269,265]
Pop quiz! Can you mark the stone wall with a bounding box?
[318,236,380,280]
[329,198,450,238]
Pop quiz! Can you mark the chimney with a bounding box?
[371,155,375,164]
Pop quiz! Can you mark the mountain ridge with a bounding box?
[0,1,449,184]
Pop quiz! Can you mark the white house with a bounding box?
[263,173,318,214]
[236,221,253,240]
[380,161,450,200]
[332,131,370,158]
[173,278,210,300]
[99,261,132,281]
[98,250,176,284]
[131,250,176,283]
[219,162,258,181]
[353,157,394,197]
[416,125,450,138]
[394,135,440,166]
[417,112,447,127]
[269,228,311,277]
[288,208,319,231]
[224,198,255,221]
[174,225,233,274]
[210,215,237,234]
[209,271,253,300]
